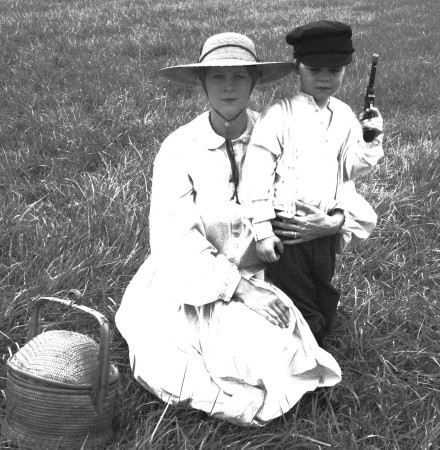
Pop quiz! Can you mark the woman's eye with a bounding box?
[209,72,223,80]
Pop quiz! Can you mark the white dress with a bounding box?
[115,110,342,426]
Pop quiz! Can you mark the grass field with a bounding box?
[1,0,440,448]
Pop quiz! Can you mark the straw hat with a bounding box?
[159,32,294,86]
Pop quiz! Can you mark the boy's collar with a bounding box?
[298,92,316,104]
[298,91,334,110]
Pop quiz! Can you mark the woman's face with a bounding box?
[204,66,253,120]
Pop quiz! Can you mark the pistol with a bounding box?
[363,54,379,143]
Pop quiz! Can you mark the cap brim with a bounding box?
[298,53,353,67]
[159,61,295,86]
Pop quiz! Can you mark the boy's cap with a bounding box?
[286,20,355,67]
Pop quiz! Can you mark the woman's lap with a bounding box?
[124,272,341,425]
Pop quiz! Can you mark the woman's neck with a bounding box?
[209,109,248,140]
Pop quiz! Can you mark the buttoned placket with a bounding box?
[229,137,247,263]
[281,131,297,219]
[203,115,252,264]
[283,94,338,216]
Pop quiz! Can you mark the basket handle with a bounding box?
[27,296,112,413]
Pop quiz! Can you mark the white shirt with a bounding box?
[241,93,383,248]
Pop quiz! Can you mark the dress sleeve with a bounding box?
[341,113,384,181]
[149,136,241,306]
[240,106,282,240]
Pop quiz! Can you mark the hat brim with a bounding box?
[298,53,353,67]
[159,60,295,86]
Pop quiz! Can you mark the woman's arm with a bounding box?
[240,105,283,240]
[273,183,377,252]
[271,201,344,245]
[149,134,241,306]
[233,277,290,328]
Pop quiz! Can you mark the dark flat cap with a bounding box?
[286,20,355,67]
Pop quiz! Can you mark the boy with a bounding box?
[241,20,384,346]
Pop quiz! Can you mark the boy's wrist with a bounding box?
[252,220,275,241]
[328,208,345,232]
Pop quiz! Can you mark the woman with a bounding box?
[115,32,341,427]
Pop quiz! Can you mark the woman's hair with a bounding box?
[196,67,208,83]
[247,66,262,84]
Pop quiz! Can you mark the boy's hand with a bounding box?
[359,106,383,136]
[256,235,284,263]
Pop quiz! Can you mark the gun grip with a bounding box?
[363,128,376,142]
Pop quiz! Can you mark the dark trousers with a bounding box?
[266,235,340,342]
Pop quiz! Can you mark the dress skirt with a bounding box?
[117,261,341,427]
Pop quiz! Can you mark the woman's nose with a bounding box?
[224,76,235,90]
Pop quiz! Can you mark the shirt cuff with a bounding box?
[219,266,242,302]
[362,134,384,159]
[244,200,276,223]
[251,220,275,241]
[339,209,357,244]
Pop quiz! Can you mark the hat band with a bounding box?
[295,49,354,56]
[200,44,259,63]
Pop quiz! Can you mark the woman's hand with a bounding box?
[272,201,344,245]
[234,278,290,328]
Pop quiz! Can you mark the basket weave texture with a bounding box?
[5,329,119,450]
[8,330,118,387]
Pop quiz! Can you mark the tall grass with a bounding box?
[1,0,440,448]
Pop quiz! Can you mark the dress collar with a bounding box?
[194,111,254,150]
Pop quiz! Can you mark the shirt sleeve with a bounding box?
[240,106,282,240]
[335,180,378,253]
[149,135,241,306]
[342,112,384,181]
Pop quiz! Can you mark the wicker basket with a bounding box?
[4,297,119,450]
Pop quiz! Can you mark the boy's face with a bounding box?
[295,62,345,107]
